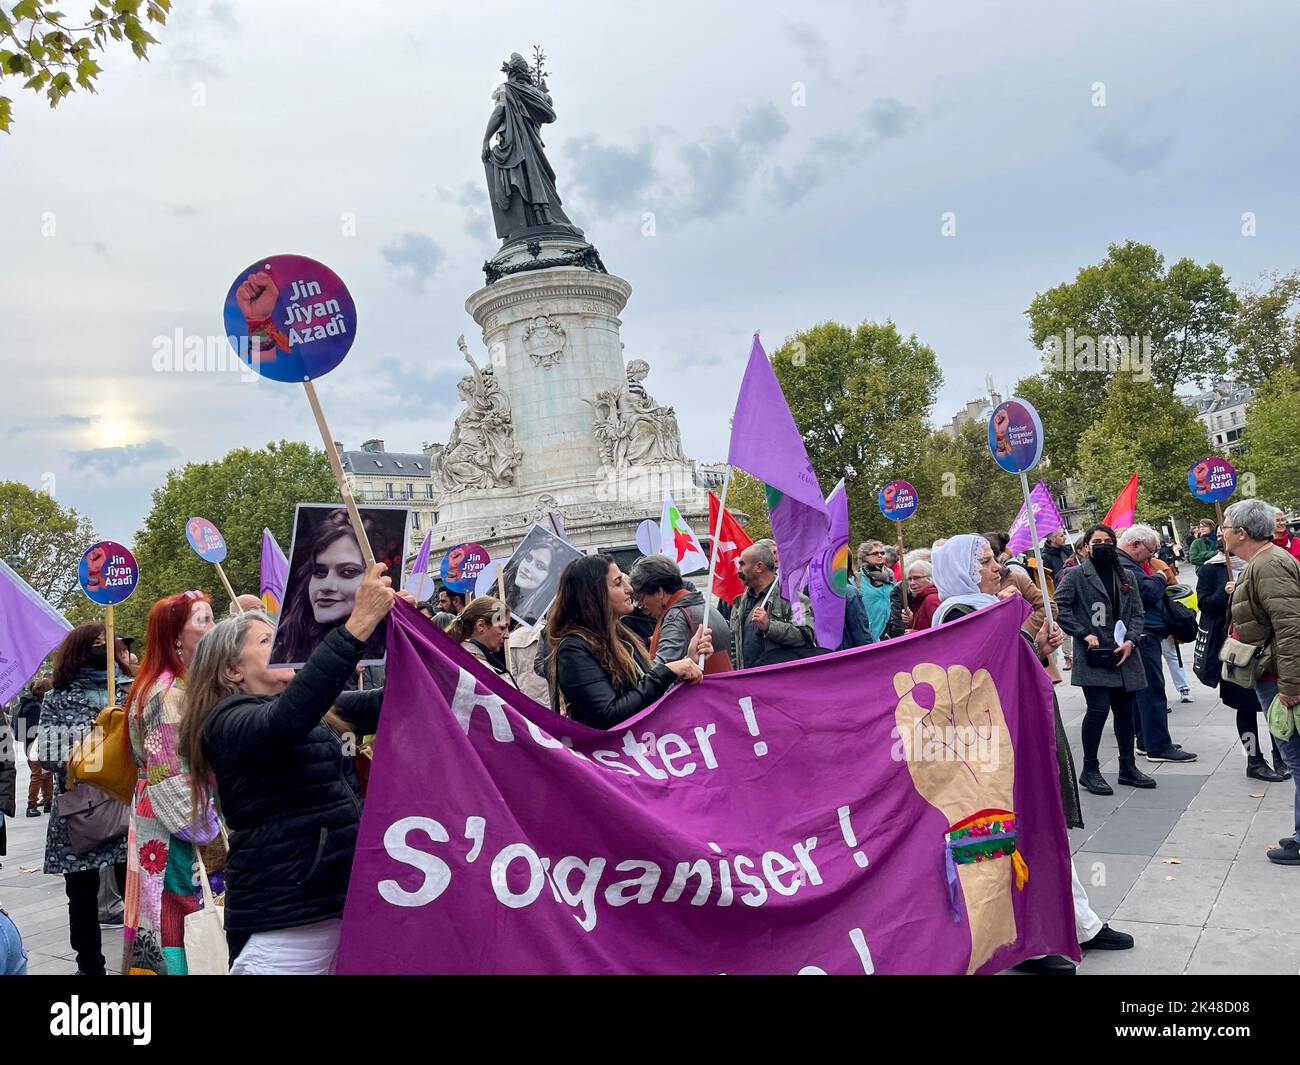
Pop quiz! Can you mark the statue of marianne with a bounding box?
[481,52,581,243]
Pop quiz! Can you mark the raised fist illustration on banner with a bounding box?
[893,662,1023,974]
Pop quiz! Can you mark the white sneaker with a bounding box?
[1179,689,1193,703]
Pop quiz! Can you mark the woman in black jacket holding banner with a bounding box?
[547,555,711,728]
[1197,551,1289,782]
[179,564,398,974]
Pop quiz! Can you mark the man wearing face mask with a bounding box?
[1117,525,1198,766]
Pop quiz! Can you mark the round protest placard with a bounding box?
[78,541,138,606]
[441,543,491,595]
[1188,456,1237,503]
[223,253,357,382]
[878,480,919,522]
[987,398,1045,474]
[635,519,662,555]
[473,559,503,599]
[185,516,228,563]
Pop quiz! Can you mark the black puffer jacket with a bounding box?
[552,634,674,729]
[203,626,382,940]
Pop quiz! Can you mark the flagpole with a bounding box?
[1019,471,1056,628]
[701,466,733,666]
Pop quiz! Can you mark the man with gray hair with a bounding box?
[729,540,815,669]
[1118,524,1197,767]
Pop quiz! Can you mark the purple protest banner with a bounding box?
[0,558,72,706]
[1007,480,1065,555]
[337,597,1076,975]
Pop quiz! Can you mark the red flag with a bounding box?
[708,490,752,606]
[1102,472,1139,529]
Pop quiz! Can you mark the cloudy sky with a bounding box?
[3,0,1298,543]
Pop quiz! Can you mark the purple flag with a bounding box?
[0,558,72,706]
[408,530,434,602]
[259,528,289,620]
[808,479,849,649]
[1007,481,1065,555]
[337,597,1076,975]
[727,334,828,608]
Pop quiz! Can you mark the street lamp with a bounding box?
[1086,492,1098,522]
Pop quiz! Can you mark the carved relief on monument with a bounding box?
[585,357,688,468]
[523,315,567,367]
[441,335,525,492]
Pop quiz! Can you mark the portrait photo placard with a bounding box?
[270,503,409,668]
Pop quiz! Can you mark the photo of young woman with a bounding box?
[271,504,409,666]
[500,524,584,627]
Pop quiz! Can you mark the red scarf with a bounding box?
[649,588,693,658]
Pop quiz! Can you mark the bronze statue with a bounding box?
[482,51,582,244]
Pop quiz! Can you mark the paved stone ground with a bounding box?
[3,579,1296,975]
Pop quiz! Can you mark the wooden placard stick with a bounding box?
[303,378,376,569]
[214,561,243,612]
[105,604,117,708]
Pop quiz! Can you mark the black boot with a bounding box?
[1118,759,1157,788]
[1247,755,1289,783]
[1080,768,1112,796]
[1270,747,1292,781]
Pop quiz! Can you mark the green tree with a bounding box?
[769,320,942,544]
[892,422,1027,548]
[116,441,340,637]
[1232,271,1300,385]
[723,469,771,541]
[0,0,170,132]
[0,479,96,617]
[1241,366,1300,511]
[1075,376,1209,525]
[1021,240,1238,475]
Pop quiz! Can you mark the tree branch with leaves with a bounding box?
[0,0,170,132]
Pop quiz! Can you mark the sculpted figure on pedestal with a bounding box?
[441,335,524,492]
[587,358,688,468]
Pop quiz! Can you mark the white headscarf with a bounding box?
[930,534,998,626]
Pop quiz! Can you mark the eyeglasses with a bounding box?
[866,551,886,558]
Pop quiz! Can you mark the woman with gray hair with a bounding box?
[856,540,894,641]
[178,563,399,972]
[1221,497,1300,865]
[903,559,939,631]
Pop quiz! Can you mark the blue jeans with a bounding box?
[0,907,26,976]
[1134,634,1176,755]
[1255,678,1300,844]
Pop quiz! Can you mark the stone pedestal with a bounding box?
[429,239,708,559]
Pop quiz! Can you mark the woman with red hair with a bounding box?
[122,591,221,975]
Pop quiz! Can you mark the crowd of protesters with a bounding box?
[3,496,1297,979]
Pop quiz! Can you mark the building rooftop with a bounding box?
[340,450,434,477]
